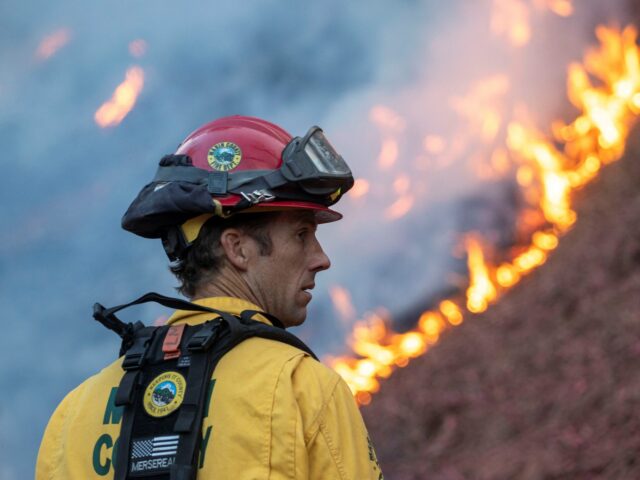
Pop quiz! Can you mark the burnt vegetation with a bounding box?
[363,131,640,479]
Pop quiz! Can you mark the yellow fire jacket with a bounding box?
[36,297,383,479]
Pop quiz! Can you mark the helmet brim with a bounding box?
[242,200,343,223]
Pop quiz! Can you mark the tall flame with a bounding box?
[95,66,145,128]
[465,236,497,314]
[330,25,640,403]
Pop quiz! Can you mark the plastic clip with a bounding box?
[187,320,221,352]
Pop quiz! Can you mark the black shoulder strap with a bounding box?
[94,291,273,328]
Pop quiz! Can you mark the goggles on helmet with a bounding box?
[280,126,353,196]
[150,125,353,211]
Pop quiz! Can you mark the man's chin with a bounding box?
[281,307,307,328]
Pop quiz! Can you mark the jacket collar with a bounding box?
[166,296,272,326]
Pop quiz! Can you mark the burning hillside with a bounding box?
[362,128,640,479]
[328,21,640,407]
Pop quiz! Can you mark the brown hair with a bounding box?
[170,212,280,298]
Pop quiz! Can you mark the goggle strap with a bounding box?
[154,164,342,207]
[153,164,208,184]
[153,165,289,194]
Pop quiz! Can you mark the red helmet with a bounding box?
[122,115,353,259]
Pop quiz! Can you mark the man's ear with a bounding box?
[219,228,252,271]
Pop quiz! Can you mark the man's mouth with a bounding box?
[301,283,315,300]
[301,283,315,293]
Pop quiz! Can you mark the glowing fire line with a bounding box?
[330,25,640,405]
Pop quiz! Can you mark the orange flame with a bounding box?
[95,66,145,128]
[509,26,640,231]
[36,28,71,60]
[508,122,577,230]
[330,26,640,403]
[465,236,498,313]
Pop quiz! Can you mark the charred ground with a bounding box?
[363,130,640,480]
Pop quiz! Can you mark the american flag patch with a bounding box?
[131,435,180,458]
[129,435,180,475]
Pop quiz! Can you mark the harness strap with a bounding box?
[96,292,238,319]
[240,309,284,329]
[171,349,213,480]
[113,370,141,480]
[115,371,139,406]
[235,312,317,360]
[115,396,138,480]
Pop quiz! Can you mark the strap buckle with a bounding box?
[240,190,275,205]
[187,319,222,352]
[121,327,154,370]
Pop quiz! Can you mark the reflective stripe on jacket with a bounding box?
[36,297,383,479]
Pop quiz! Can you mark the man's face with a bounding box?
[245,211,331,327]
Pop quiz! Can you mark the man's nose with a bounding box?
[310,241,331,272]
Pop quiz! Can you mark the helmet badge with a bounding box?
[208,141,242,171]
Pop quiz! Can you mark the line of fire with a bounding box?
[329,22,640,406]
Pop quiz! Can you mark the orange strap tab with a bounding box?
[163,324,186,360]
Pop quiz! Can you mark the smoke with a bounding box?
[0,0,632,477]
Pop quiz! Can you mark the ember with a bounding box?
[349,178,370,199]
[329,285,357,323]
[94,66,145,128]
[36,28,71,60]
[129,39,147,58]
[491,0,575,47]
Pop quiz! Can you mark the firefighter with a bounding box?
[36,115,383,479]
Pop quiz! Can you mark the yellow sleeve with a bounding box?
[36,385,80,480]
[294,358,383,480]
